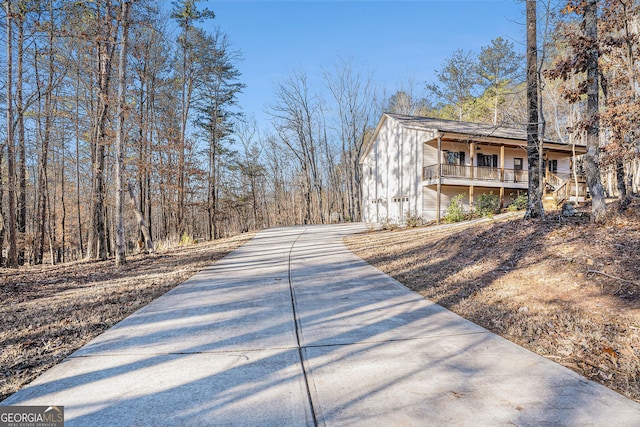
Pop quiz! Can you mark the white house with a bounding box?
[360,113,587,224]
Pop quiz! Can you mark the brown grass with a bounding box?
[0,233,253,401]
[345,201,640,402]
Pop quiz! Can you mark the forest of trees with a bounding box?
[0,0,254,267]
[1,0,639,267]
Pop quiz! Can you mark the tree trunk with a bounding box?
[145,83,153,242]
[34,0,56,265]
[493,90,499,126]
[46,177,55,266]
[584,0,607,222]
[5,0,18,267]
[16,9,26,265]
[177,27,194,238]
[616,158,627,198]
[0,138,5,266]
[61,137,66,263]
[74,59,84,258]
[114,0,131,266]
[127,183,153,252]
[137,67,149,245]
[524,0,544,219]
[208,132,215,240]
[622,2,637,97]
[87,4,114,260]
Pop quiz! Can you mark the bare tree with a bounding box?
[85,1,117,260]
[584,0,607,221]
[5,0,18,267]
[130,7,172,245]
[0,0,259,266]
[33,0,59,264]
[171,0,215,237]
[15,2,27,265]
[270,69,326,224]
[114,0,132,266]
[323,57,375,221]
[547,0,608,221]
[525,0,544,219]
[236,118,266,230]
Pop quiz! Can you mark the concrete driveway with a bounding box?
[3,224,640,426]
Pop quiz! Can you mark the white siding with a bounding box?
[423,141,438,166]
[422,186,437,220]
[547,153,571,175]
[361,117,429,224]
[503,147,527,169]
[422,186,471,220]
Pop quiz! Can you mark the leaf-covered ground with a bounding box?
[3,203,640,404]
[0,233,253,401]
[345,200,640,402]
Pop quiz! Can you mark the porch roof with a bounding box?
[389,113,530,141]
[361,113,587,163]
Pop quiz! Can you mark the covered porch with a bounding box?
[423,132,587,224]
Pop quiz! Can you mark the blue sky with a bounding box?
[195,0,526,131]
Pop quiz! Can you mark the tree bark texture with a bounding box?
[584,0,607,222]
[16,9,26,265]
[115,0,131,266]
[127,183,153,252]
[5,0,18,267]
[525,0,544,219]
[34,0,56,265]
[87,3,115,260]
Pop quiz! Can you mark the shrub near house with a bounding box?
[444,192,501,223]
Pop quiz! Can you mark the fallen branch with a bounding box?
[587,269,639,286]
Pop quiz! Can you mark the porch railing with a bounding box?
[547,172,588,202]
[423,164,529,183]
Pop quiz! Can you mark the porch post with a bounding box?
[436,134,442,225]
[469,185,475,210]
[544,152,549,197]
[470,142,475,179]
[545,152,549,175]
[500,145,505,180]
[500,145,505,207]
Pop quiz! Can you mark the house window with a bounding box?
[514,158,523,170]
[444,150,465,165]
[478,154,498,167]
[542,159,558,175]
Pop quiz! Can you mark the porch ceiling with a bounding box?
[424,133,587,155]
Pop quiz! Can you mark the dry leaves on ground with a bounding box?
[0,233,253,401]
[345,201,640,402]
